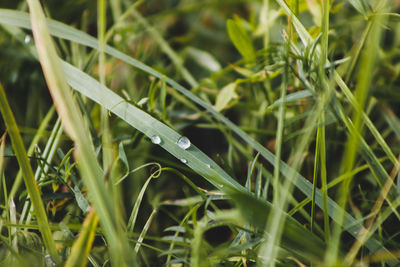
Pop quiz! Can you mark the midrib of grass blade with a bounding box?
[0,82,59,262]
[0,9,390,255]
[25,1,136,265]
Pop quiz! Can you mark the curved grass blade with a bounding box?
[134,209,157,254]
[126,165,161,233]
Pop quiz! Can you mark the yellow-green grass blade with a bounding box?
[65,209,99,267]
[0,8,391,255]
[8,106,55,201]
[0,82,59,262]
[24,1,136,265]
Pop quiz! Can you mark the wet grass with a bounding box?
[0,0,400,266]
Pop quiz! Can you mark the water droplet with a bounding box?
[218,184,224,188]
[206,163,211,168]
[176,136,191,150]
[24,35,31,44]
[151,135,161,145]
[180,158,188,164]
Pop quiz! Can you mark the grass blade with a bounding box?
[65,209,99,267]
[0,82,59,262]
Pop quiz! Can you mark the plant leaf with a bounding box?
[213,83,238,112]
[226,18,255,62]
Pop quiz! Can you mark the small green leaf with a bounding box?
[213,83,238,112]
[186,47,221,72]
[226,18,255,63]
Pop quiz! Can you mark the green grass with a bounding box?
[0,0,400,266]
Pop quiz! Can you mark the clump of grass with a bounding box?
[0,0,400,266]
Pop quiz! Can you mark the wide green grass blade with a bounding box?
[0,82,59,262]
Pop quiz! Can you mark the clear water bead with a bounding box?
[206,163,211,168]
[180,158,188,164]
[176,136,191,150]
[24,35,31,44]
[151,135,161,145]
